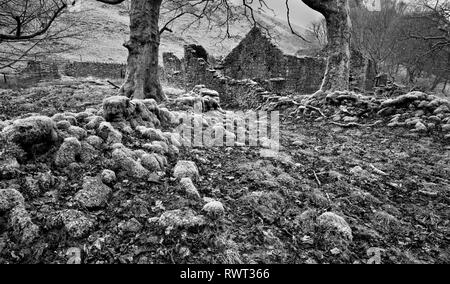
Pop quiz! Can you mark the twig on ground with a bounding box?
[107,80,120,89]
[370,164,388,176]
[313,170,322,186]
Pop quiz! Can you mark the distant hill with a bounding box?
[58,1,318,64]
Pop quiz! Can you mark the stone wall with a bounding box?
[64,61,126,79]
[20,61,60,80]
[20,60,128,81]
[283,55,326,94]
[162,52,184,88]
[162,46,274,109]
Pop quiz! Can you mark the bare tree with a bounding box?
[391,0,449,88]
[99,0,360,100]
[301,0,354,92]
[350,0,407,75]
[5,0,362,99]
[96,0,299,102]
[0,0,86,71]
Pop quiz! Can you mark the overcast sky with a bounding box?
[259,0,323,27]
[252,0,384,27]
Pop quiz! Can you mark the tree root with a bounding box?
[329,121,381,128]
[286,101,328,118]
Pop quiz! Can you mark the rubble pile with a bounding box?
[260,90,450,140]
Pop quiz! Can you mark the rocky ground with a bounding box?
[0,80,449,264]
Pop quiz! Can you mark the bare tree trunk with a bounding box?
[407,67,415,85]
[119,0,166,102]
[430,75,442,91]
[303,0,351,92]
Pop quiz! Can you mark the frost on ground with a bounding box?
[0,82,449,264]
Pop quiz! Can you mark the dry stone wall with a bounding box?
[162,52,184,88]
[19,60,127,81]
[162,46,272,109]
[20,61,60,81]
[64,61,126,79]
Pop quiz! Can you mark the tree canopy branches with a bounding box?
[0,0,90,71]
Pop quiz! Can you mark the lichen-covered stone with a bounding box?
[317,212,353,242]
[60,209,95,238]
[112,143,134,156]
[74,177,112,209]
[23,176,41,198]
[0,188,25,211]
[85,115,105,130]
[101,169,116,185]
[168,145,180,156]
[154,153,168,170]
[137,127,165,142]
[433,104,450,115]
[36,171,55,192]
[414,121,427,132]
[0,188,38,243]
[56,120,71,130]
[85,135,103,149]
[159,107,177,126]
[167,133,182,148]
[112,148,149,179]
[51,113,67,122]
[67,126,87,140]
[380,91,428,108]
[140,153,161,171]
[202,200,225,219]
[10,205,39,244]
[0,157,20,179]
[158,209,205,228]
[118,218,142,233]
[442,124,450,133]
[55,137,81,167]
[132,149,148,160]
[180,177,201,199]
[75,112,90,123]
[1,116,58,152]
[80,141,98,163]
[152,141,168,153]
[103,96,132,122]
[173,160,199,180]
[142,143,165,154]
[0,120,11,131]
[97,122,122,145]
[62,114,77,125]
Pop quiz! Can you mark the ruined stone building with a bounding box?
[222,26,376,94]
[222,26,326,94]
[161,27,377,108]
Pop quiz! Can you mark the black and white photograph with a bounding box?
[0,0,449,268]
